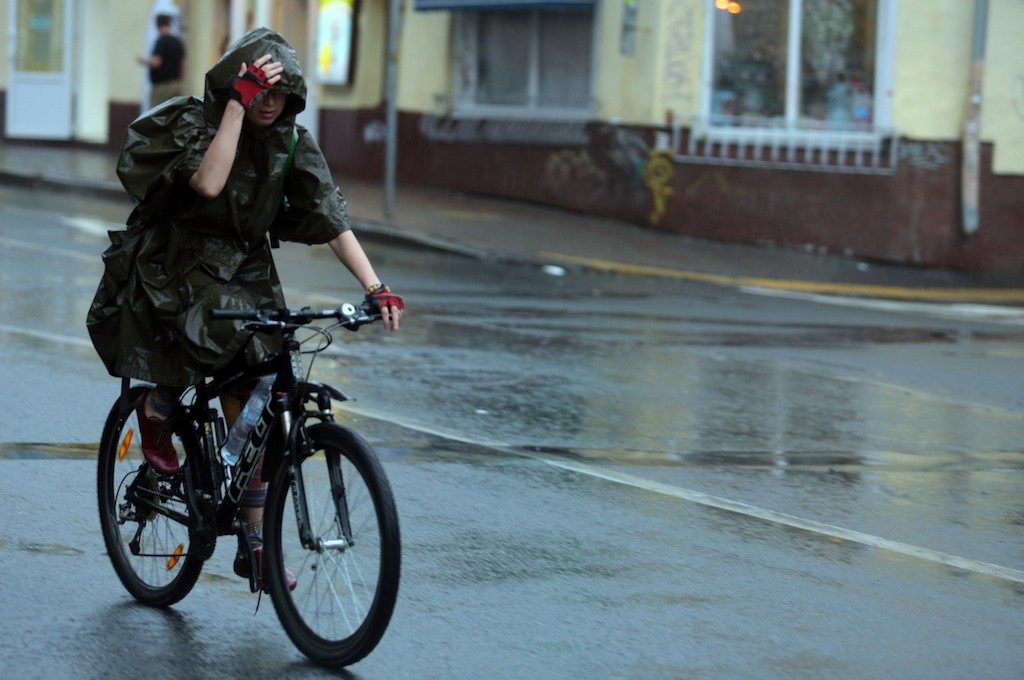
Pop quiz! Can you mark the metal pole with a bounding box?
[961,0,988,236]
[384,0,402,225]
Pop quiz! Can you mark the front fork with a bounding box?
[282,391,355,552]
[281,407,316,549]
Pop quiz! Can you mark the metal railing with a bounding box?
[671,119,899,175]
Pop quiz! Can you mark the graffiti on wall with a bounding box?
[644,151,675,225]
[545,150,608,188]
[899,142,951,171]
[540,125,678,226]
[419,115,588,147]
[542,126,648,207]
[663,2,698,117]
[363,120,387,144]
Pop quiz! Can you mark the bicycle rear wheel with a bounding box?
[264,422,401,667]
[97,386,204,607]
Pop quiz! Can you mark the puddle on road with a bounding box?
[520,445,1024,472]
[16,541,85,556]
[0,436,492,464]
[0,442,97,460]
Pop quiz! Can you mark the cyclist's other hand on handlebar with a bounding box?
[365,284,404,332]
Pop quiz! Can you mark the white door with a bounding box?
[6,0,74,139]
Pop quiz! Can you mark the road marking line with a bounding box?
[62,216,120,237]
[0,324,93,348]
[540,251,1024,304]
[0,236,97,264]
[341,403,1024,585]
[531,456,1024,585]
[742,287,1024,324]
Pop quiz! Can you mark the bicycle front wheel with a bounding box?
[97,386,204,607]
[264,422,401,667]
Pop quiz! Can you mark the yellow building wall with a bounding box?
[653,0,705,127]
[980,0,1024,175]
[77,0,110,143]
[594,0,663,125]
[183,0,230,100]
[396,5,450,113]
[107,2,161,103]
[891,0,972,141]
[319,0,386,110]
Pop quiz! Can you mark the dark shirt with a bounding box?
[150,34,185,85]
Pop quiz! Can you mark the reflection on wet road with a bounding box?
[1,186,1023,677]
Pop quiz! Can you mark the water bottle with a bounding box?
[220,374,276,466]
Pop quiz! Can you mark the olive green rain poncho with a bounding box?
[87,29,349,387]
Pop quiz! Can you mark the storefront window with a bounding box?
[800,0,876,129]
[711,0,789,125]
[709,0,879,131]
[15,0,65,73]
[458,9,595,116]
[477,13,532,106]
[538,12,593,109]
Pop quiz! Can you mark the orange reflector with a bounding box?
[166,544,184,571]
[118,428,135,461]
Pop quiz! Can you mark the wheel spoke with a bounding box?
[99,390,202,606]
[318,551,355,632]
[267,425,398,665]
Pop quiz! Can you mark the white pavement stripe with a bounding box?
[0,236,97,264]
[533,456,1024,585]
[341,403,1024,586]
[0,324,93,348]
[743,286,1024,325]
[61,216,121,237]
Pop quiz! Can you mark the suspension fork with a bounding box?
[282,408,317,550]
[326,448,355,546]
[284,419,356,552]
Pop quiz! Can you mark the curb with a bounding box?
[2,168,1023,307]
[348,217,499,261]
[0,168,125,200]
[0,167,535,266]
[541,252,1024,306]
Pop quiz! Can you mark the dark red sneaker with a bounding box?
[234,546,298,591]
[134,396,180,475]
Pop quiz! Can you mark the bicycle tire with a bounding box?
[264,422,401,667]
[97,385,205,607]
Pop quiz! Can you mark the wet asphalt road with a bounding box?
[1,185,1023,678]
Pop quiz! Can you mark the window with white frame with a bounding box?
[706,0,889,132]
[454,8,595,117]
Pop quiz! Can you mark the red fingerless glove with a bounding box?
[228,64,272,108]
[365,285,405,313]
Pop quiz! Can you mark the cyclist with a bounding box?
[87,28,403,589]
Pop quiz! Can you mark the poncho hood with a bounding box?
[204,28,306,126]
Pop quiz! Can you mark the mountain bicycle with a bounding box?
[96,302,401,667]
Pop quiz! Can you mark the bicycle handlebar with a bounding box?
[210,302,380,331]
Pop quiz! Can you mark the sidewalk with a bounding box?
[1,142,1023,304]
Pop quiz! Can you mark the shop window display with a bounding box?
[711,0,877,131]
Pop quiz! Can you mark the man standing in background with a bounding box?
[139,14,186,108]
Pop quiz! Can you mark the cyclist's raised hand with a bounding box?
[229,54,283,108]
[365,284,404,332]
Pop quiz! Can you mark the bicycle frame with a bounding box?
[123,328,354,559]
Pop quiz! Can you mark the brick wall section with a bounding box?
[316,108,1023,272]
[107,102,141,151]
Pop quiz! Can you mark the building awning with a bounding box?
[415,0,594,11]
